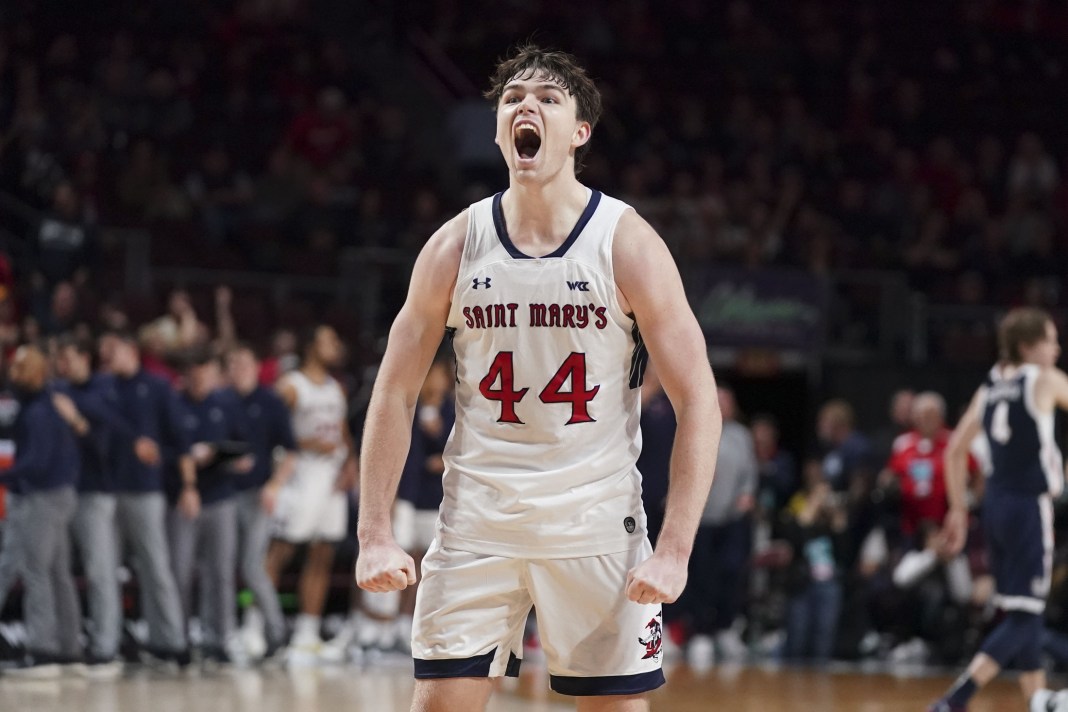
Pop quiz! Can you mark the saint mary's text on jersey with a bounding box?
[462,303,610,330]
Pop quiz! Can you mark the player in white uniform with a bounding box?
[357,44,722,712]
[268,325,357,656]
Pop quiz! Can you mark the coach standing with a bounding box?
[103,331,195,664]
[0,345,81,675]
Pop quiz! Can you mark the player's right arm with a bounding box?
[943,387,984,554]
[356,212,466,593]
[1038,367,1068,412]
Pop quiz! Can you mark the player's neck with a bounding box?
[301,361,329,383]
[502,177,589,251]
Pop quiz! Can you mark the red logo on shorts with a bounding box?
[638,616,662,660]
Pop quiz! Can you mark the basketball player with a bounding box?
[930,308,1068,712]
[357,44,721,711]
[267,325,357,658]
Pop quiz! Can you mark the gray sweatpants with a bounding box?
[0,492,23,611]
[236,488,286,645]
[19,487,81,657]
[71,493,122,659]
[168,498,238,649]
[116,492,187,653]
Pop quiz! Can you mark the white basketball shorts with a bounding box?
[272,461,348,543]
[412,538,665,696]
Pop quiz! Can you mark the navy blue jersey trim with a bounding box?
[550,669,665,696]
[629,322,648,389]
[492,190,602,259]
[413,648,522,679]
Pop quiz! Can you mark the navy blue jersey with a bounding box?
[112,370,191,493]
[224,386,297,491]
[165,390,247,505]
[1,389,80,492]
[981,364,1063,497]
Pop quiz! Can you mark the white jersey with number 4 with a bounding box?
[441,188,649,558]
[283,370,348,468]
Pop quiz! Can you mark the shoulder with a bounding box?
[891,432,914,454]
[611,207,661,257]
[418,210,468,275]
[142,371,171,392]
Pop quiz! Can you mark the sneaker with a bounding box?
[200,646,234,672]
[2,653,63,679]
[687,634,715,669]
[286,631,323,667]
[715,629,748,662]
[318,630,352,664]
[80,656,124,680]
[259,639,287,667]
[139,647,192,672]
[1031,689,1068,712]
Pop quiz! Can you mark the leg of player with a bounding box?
[299,540,336,617]
[575,696,649,712]
[410,677,494,712]
[265,539,297,584]
[1021,670,1048,703]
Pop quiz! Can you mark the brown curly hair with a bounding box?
[484,43,603,173]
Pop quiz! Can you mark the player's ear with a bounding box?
[571,121,591,149]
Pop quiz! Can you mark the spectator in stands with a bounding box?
[871,389,915,467]
[184,143,254,244]
[817,398,875,537]
[752,413,797,516]
[781,459,848,663]
[878,391,972,546]
[33,181,93,288]
[684,385,758,664]
[0,345,81,675]
[889,519,974,664]
[284,87,354,173]
[102,331,193,665]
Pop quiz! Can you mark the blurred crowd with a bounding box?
[1,0,1068,676]
[1,1,1067,359]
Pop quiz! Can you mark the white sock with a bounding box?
[295,614,321,640]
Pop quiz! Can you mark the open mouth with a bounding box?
[514,123,541,161]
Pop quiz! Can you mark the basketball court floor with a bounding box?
[0,659,1031,711]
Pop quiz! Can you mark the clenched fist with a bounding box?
[625,550,687,605]
[356,539,417,593]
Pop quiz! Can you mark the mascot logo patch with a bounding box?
[638,615,663,660]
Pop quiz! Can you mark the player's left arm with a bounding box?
[613,209,722,605]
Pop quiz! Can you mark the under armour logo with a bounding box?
[567,280,590,292]
[472,277,492,289]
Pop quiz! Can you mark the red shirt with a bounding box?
[888,428,973,536]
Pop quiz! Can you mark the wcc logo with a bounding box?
[472,277,492,289]
[567,280,590,292]
[638,615,663,660]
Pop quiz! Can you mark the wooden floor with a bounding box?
[0,659,1032,711]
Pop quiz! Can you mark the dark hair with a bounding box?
[484,43,603,173]
[102,329,139,347]
[227,341,260,361]
[998,307,1051,363]
[57,333,94,356]
[299,324,331,356]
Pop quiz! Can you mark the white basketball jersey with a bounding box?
[440,189,648,558]
[284,370,348,467]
